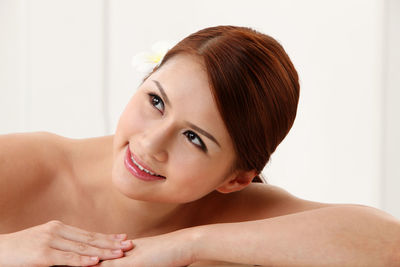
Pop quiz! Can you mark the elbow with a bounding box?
[345,205,400,266]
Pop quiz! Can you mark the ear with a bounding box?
[216,169,258,194]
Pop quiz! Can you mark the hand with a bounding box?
[97,229,196,267]
[0,220,134,267]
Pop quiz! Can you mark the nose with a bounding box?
[152,148,168,162]
[139,122,173,163]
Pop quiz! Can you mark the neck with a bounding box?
[106,184,193,237]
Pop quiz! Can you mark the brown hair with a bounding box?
[143,25,300,183]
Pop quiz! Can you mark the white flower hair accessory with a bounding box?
[131,40,176,74]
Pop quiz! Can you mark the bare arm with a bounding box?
[189,205,400,266]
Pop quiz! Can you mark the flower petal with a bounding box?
[151,40,175,54]
[131,40,176,74]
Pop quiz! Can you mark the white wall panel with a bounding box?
[0,0,106,138]
[0,0,26,133]
[263,0,385,208]
[27,0,105,138]
[383,0,400,218]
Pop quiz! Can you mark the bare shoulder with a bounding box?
[213,183,335,223]
[0,132,115,233]
[0,131,70,210]
[0,131,70,173]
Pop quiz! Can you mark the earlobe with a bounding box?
[216,169,258,194]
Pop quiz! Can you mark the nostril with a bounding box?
[153,151,168,163]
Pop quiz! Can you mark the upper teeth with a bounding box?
[131,155,161,177]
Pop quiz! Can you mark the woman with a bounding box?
[0,25,399,266]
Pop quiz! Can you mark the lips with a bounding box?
[124,146,166,181]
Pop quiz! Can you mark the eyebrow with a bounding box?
[151,79,221,148]
[185,121,221,148]
[152,80,171,107]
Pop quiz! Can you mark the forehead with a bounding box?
[149,54,214,113]
[146,54,231,148]
[152,54,210,99]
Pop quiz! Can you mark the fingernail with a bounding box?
[112,249,122,255]
[90,256,99,261]
[120,240,131,247]
[114,233,126,239]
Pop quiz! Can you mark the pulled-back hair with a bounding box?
[144,25,300,183]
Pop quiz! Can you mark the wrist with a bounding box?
[180,225,206,263]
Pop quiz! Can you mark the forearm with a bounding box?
[189,205,400,266]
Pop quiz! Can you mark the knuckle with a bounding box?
[85,231,97,243]
[63,252,75,260]
[77,242,88,252]
[63,252,89,265]
[61,252,85,265]
[48,219,63,226]
[76,254,95,265]
[114,240,123,247]
[45,220,63,231]
[103,248,117,257]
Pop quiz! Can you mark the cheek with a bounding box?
[116,97,156,138]
[168,154,228,198]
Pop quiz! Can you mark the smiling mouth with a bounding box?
[130,154,165,178]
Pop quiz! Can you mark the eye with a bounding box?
[148,93,164,113]
[183,130,207,152]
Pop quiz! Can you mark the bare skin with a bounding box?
[0,55,335,265]
[0,132,332,266]
[0,132,328,238]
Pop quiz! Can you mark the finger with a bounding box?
[124,248,134,256]
[96,257,126,267]
[56,224,127,250]
[48,251,99,266]
[50,237,124,260]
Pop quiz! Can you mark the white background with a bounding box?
[1,0,399,217]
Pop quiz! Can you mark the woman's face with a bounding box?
[112,54,238,203]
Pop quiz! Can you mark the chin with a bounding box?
[111,164,141,198]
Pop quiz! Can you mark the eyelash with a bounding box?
[148,93,165,113]
[147,93,207,152]
[183,130,207,152]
